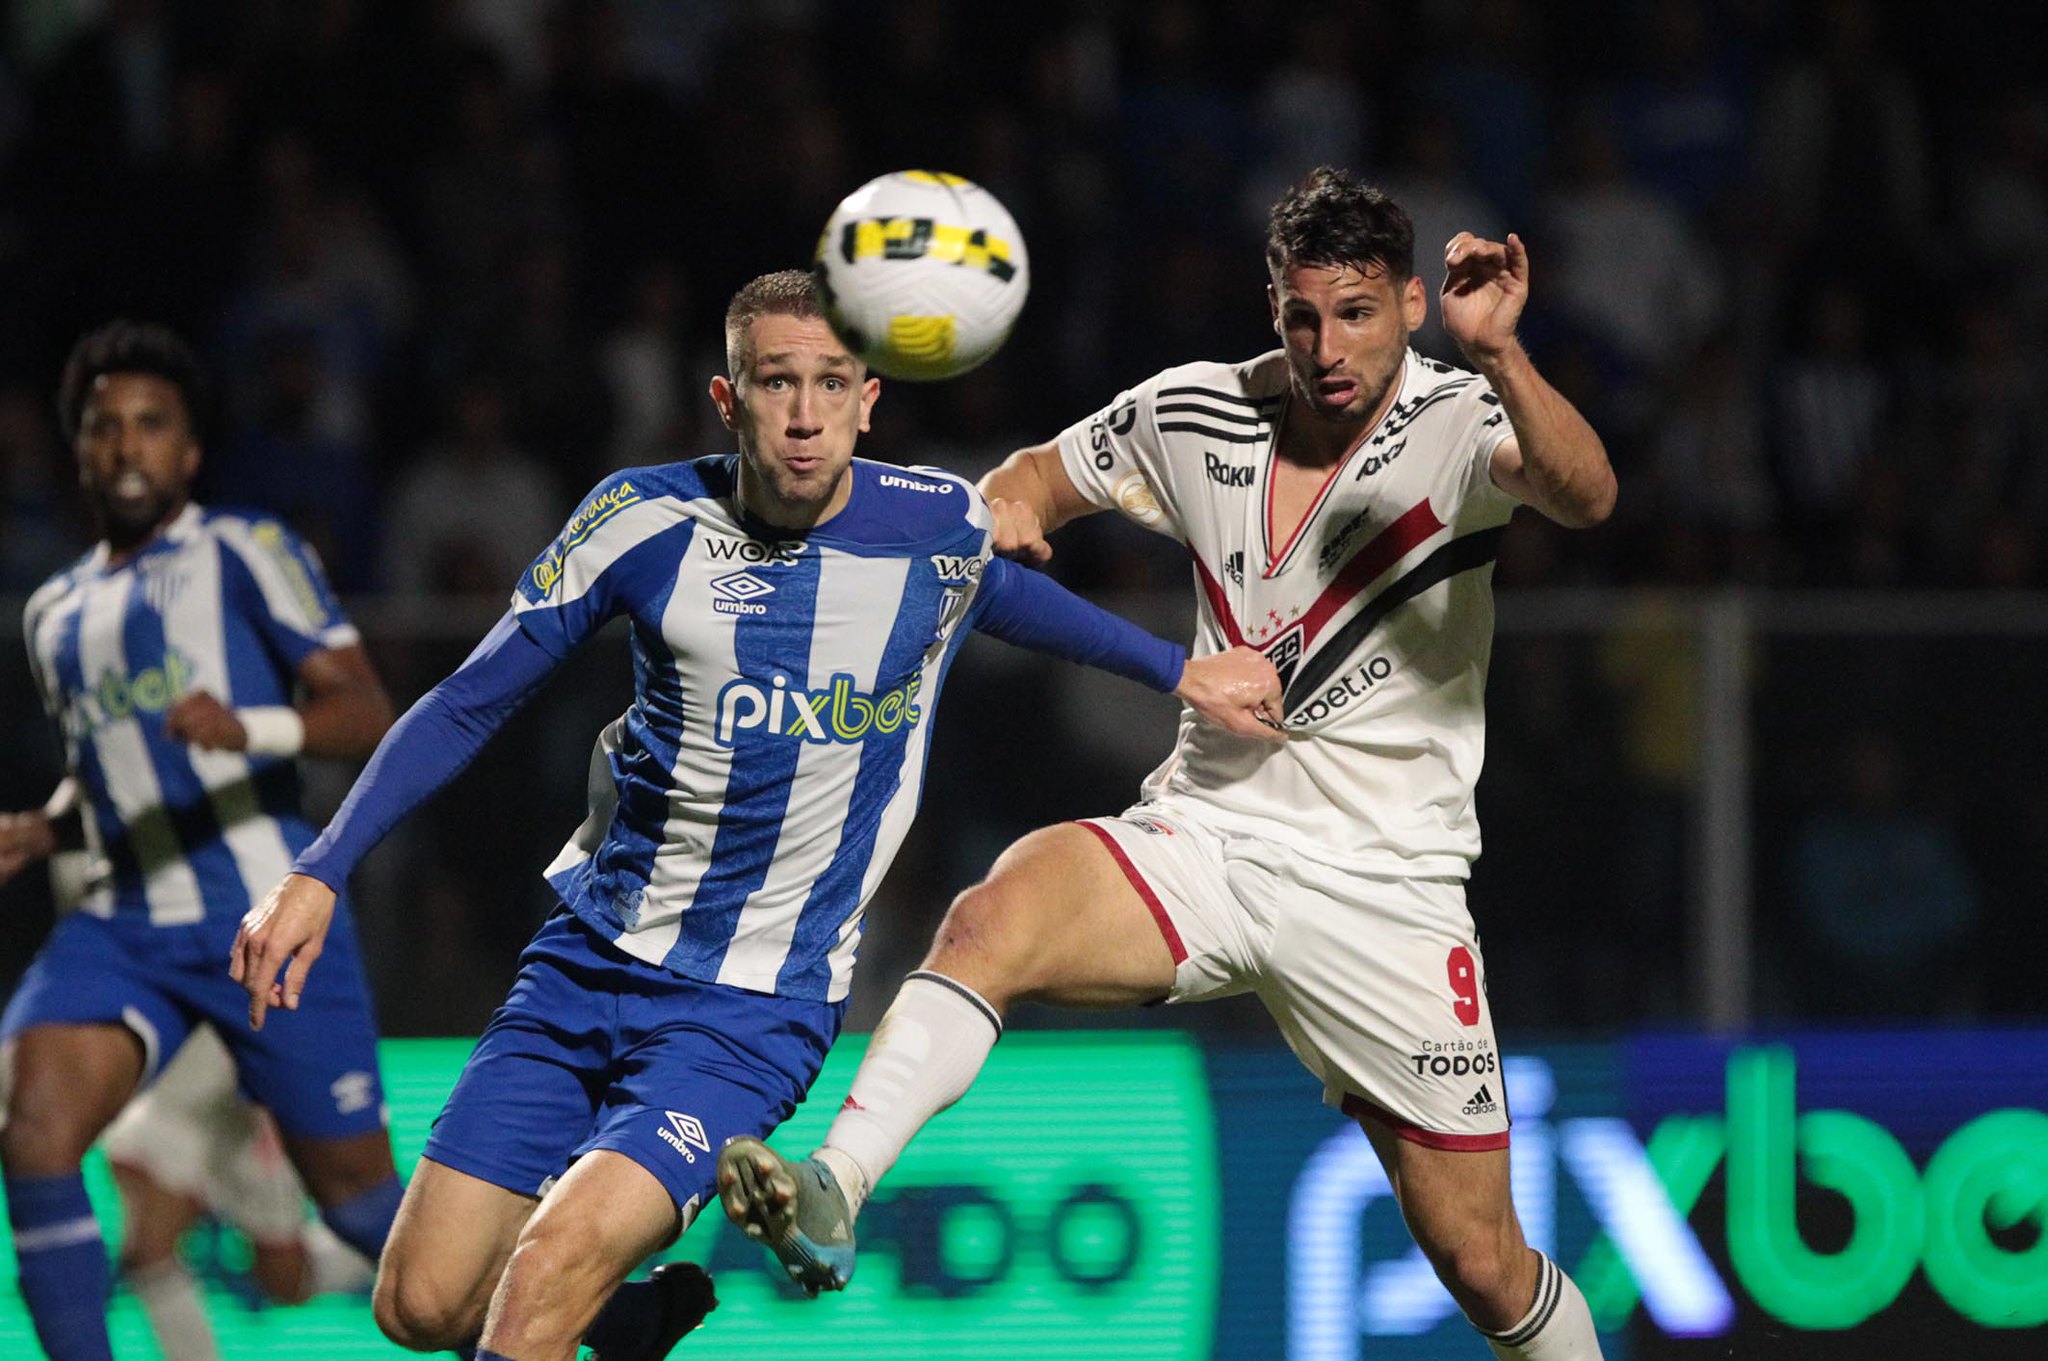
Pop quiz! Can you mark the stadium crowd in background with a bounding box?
[2,0,2044,1039]
[0,0,2042,598]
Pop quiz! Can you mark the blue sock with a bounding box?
[582,1277,663,1356]
[318,1174,404,1261]
[474,1352,515,1360]
[5,1172,114,1361]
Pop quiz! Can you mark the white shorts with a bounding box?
[100,1025,311,1244]
[1076,806,1510,1149]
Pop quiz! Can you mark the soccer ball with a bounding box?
[812,171,1030,381]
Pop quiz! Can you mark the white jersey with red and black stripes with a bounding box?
[1055,348,1518,879]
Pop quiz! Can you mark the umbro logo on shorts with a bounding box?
[1462,1084,1499,1117]
[657,1110,712,1162]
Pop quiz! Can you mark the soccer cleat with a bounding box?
[715,1136,857,1296]
[586,1261,717,1360]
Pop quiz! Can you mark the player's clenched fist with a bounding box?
[166,689,248,751]
[230,872,338,1029]
[1174,645,1287,743]
[986,495,1052,565]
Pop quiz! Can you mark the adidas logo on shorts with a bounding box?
[1462,1084,1499,1117]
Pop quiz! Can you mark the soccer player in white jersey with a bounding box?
[228,270,1282,1361]
[0,321,406,1361]
[719,168,1619,1361]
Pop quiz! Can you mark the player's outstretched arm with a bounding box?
[969,559,1285,744]
[978,442,1102,564]
[0,778,80,886]
[165,644,395,760]
[1439,231,1617,529]
[230,873,336,1029]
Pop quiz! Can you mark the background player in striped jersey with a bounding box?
[720,169,1618,1361]
[0,321,405,1360]
[229,270,1282,1361]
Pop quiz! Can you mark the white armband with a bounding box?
[238,706,306,757]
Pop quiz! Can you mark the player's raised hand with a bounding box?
[230,872,337,1029]
[0,811,57,886]
[986,495,1052,565]
[1440,231,1530,367]
[1175,646,1287,744]
[166,689,248,751]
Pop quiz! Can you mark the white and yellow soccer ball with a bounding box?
[813,170,1029,381]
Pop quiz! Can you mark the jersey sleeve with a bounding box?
[219,518,361,669]
[1458,381,1524,519]
[510,471,667,658]
[1053,376,1187,542]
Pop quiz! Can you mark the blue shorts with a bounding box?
[424,911,843,1217]
[0,906,388,1141]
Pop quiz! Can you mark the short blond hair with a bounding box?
[724,270,828,375]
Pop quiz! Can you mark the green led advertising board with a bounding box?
[1,1032,1219,1359]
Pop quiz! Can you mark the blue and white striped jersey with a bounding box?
[23,504,359,930]
[511,456,993,1003]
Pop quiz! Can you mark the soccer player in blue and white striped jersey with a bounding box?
[0,321,405,1361]
[230,271,1283,1361]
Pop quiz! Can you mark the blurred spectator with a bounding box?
[415,46,568,355]
[208,324,377,587]
[1606,0,1755,223]
[1954,86,2048,334]
[0,382,85,591]
[1918,295,2048,583]
[1238,4,1371,234]
[1754,0,1932,289]
[1538,109,1724,393]
[1772,276,1888,575]
[380,373,563,595]
[1789,729,1980,1017]
[1416,0,1552,219]
[1118,0,1243,231]
[1645,332,1777,553]
[1379,111,1505,364]
[598,258,697,469]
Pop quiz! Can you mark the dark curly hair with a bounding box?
[57,319,209,443]
[1264,166,1415,284]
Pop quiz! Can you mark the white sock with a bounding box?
[1481,1253,1603,1360]
[301,1217,376,1295]
[818,971,1002,1217]
[127,1259,222,1361]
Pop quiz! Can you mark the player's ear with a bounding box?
[1267,282,1281,336]
[1403,274,1427,330]
[708,374,740,431]
[857,375,880,433]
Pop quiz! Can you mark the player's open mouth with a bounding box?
[1316,379,1357,403]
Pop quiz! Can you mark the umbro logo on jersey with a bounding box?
[657,1110,712,1162]
[330,1071,377,1116]
[711,571,775,616]
[1463,1084,1500,1117]
[880,473,951,494]
[1204,450,1253,488]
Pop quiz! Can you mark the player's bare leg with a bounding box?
[1358,1118,1603,1359]
[372,1156,536,1351]
[111,1159,222,1360]
[720,822,1174,1290]
[1,1023,147,1361]
[480,1150,691,1361]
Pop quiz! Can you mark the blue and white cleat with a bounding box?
[715,1136,856,1296]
